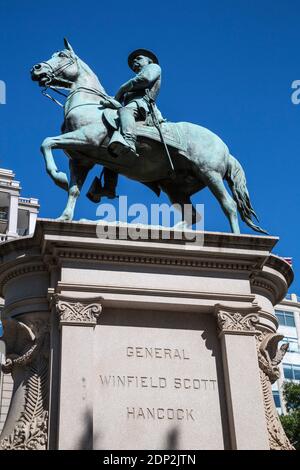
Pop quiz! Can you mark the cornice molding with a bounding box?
[0,262,48,292]
[250,271,288,306]
[54,282,256,302]
[54,248,258,272]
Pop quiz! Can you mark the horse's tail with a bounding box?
[225,154,268,234]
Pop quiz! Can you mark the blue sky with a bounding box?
[0,0,299,293]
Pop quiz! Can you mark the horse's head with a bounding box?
[31,38,79,88]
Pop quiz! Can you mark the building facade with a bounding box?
[273,293,300,414]
[0,168,39,242]
[0,167,39,433]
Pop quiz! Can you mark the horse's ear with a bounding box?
[64,38,75,55]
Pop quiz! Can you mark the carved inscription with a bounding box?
[126,407,195,421]
[99,375,217,390]
[126,347,190,360]
[99,345,218,422]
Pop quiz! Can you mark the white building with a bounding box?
[0,168,39,241]
[0,167,39,433]
[273,293,300,414]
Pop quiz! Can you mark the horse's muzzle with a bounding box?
[30,64,52,86]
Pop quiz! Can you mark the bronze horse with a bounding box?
[31,39,266,234]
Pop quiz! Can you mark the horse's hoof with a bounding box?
[173,221,190,230]
[56,214,72,222]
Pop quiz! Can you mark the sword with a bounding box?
[145,89,176,179]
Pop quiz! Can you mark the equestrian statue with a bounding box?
[31,39,266,234]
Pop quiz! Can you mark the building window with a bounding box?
[275,311,296,327]
[17,228,28,236]
[280,337,300,353]
[283,363,300,381]
[0,208,8,221]
[272,390,281,408]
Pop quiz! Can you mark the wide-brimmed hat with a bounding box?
[128,49,159,70]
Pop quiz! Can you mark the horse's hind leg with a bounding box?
[203,171,240,234]
[57,159,93,221]
[164,186,202,228]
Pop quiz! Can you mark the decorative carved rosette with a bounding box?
[215,304,260,336]
[53,294,103,326]
[0,317,50,450]
[217,311,259,334]
[256,331,294,450]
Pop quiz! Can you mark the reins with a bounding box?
[42,86,68,107]
[40,54,113,115]
[42,85,109,116]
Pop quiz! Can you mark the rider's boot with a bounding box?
[86,169,118,203]
[108,107,139,158]
[122,133,138,156]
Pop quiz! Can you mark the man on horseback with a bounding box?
[87,49,162,203]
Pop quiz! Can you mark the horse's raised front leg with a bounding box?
[40,130,92,191]
[57,159,93,221]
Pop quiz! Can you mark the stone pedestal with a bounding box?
[0,219,294,450]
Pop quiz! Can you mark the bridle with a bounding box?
[41,52,77,87]
[40,52,112,113]
[41,52,78,107]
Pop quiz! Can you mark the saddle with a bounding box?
[103,108,188,157]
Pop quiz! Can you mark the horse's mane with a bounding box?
[76,56,107,94]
